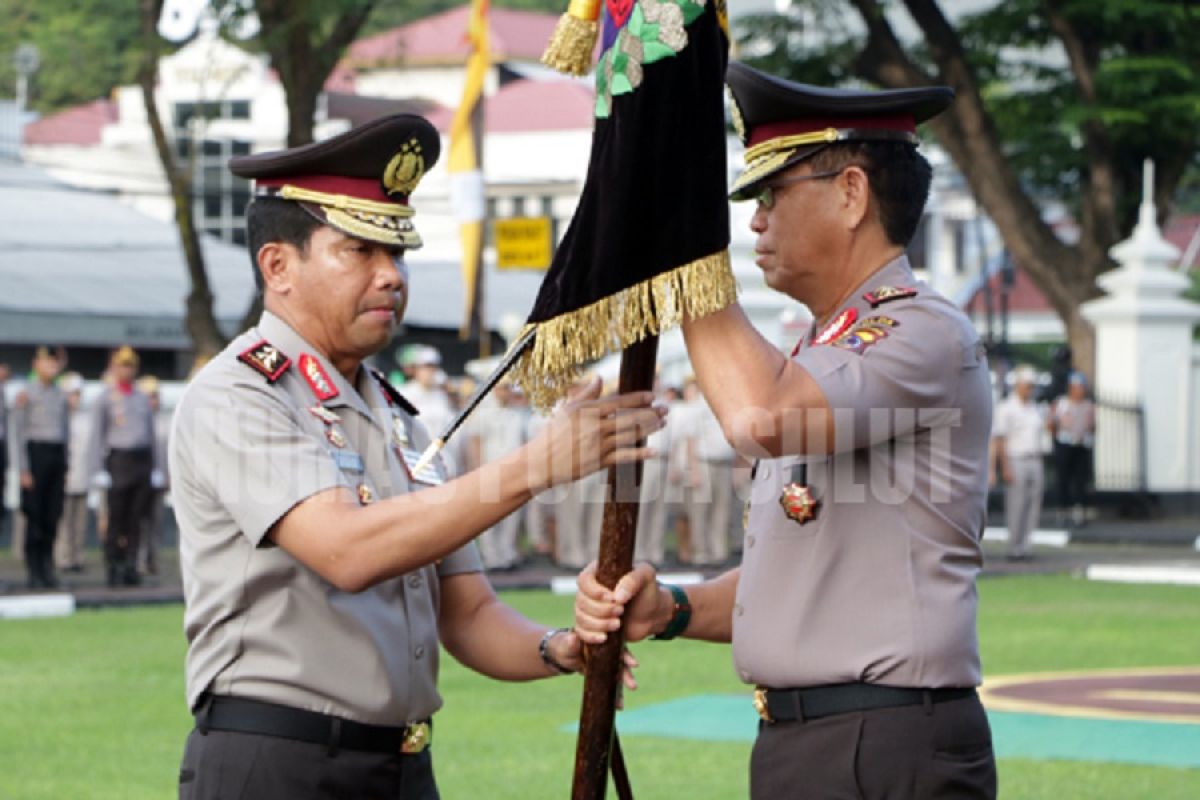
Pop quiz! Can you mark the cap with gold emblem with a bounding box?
[228,114,440,249]
[726,61,954,201]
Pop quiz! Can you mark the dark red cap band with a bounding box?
[256,174,408,205]
[747,115,916,148]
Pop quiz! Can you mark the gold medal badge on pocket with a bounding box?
[779,463,819,525]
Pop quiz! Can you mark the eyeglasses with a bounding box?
[753,170,844,210]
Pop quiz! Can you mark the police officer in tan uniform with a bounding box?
[88,345,157,587]
[575,63,997,798]
[170,114,662,800]
[13,346,69,588]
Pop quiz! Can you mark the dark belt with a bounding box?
[754,683,976,724]
[196,694,432,755]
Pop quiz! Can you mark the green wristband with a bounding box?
[651,583,692,641]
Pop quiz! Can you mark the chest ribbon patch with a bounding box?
[831,316,900,355]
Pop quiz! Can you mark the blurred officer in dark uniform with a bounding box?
[89,346,157,587]
[13,347,69,588]
[576,63,996,799]
[0,362,10,543]
[169,114,661,799]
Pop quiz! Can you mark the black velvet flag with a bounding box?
[511,0,736,409]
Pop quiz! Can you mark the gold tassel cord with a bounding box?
[511,250,738,410]
[542,0,603,76]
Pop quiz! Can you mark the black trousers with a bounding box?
[105,448,153,570]
[750,693,996,799]
[179,728,439,800]
[21,441,67,584]
[1055,443,1091,509]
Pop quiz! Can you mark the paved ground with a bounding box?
[2,512,1197,607]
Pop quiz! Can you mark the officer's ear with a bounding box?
[257,241,296,296]
[838,165,872,232]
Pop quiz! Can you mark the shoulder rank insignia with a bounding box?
[863,286,918,308]
[832,316,900,355]
[299,354,339,402]
[813,308,859,347]
[370,368,420,416]
[238,340,291,383]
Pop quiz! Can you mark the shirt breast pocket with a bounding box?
[751,455,823,541]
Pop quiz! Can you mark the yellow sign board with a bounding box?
[494,216,552,270]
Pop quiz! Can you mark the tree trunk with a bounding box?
[139,0,226,367]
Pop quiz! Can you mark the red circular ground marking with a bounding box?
[981,667,1200,723]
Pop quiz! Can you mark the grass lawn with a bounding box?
[1,575,1198,798]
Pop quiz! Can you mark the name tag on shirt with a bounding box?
[331,450,364,474]
[398,447,444,486]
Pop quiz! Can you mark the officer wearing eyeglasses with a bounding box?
[575,62,997,798]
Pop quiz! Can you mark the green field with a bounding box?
[1,575,1198,798]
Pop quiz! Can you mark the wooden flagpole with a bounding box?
[571,334,658,800]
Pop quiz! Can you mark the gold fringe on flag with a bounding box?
[511,250,738,410]
[541,0,603,76]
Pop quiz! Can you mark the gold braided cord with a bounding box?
[279,185,415,218]
[325,208,423,248]
[511,250,738,410]
[742,128,841,164]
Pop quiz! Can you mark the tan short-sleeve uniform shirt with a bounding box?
[170,311,481,726]
[734,256,991,690]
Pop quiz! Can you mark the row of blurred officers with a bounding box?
[0,345,170,589]
[399,345,747,572]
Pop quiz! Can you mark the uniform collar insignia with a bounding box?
[813,307,859,347]
[238,340,291,383]
[298,353,339,402]
[831,316,900,355]
[863,286,918,308]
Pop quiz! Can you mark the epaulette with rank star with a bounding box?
[238,340,291,383]
[863,286,918,308]
[370,369,420,416]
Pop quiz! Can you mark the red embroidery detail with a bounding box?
[298,354,339,402]
[238,340,290,383]
[813,308,859,346]
[606,0,634,28]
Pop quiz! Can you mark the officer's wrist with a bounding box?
[651,583,691,641]
[539,627,576,675]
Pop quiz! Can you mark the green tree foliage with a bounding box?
[736,0,1200,375]
[0,0,142,112]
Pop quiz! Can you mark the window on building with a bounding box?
[171,98,254,244]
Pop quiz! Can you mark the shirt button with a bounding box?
[745,534,755,548]
[734,603,744,617]
[408,574,423,589]
[414,645,426,660]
